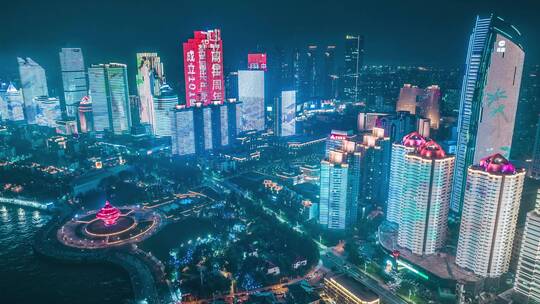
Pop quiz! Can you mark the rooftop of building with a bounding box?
[471,153,521,175]
[400,131,426,147]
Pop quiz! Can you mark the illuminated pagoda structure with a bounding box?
[96,201,120,226]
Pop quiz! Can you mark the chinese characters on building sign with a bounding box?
[247,53,267,71]
[183,29,225,107]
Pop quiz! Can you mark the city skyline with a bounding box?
[1,2,540,304]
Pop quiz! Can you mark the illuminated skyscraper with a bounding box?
[88,63,131,135]
[451,15,525,213]
[386,132,426,224]
[323,45,338,100]
[78,96,93,133]
[275,90,296,137]
[4,83,25,122]
[376,111,417,144]
[342,34,364,101]
[529,114,540,179]
[358,127,391,207]
[456,154,525,277]
[183,29,224,107]
[136,53,165,132]
[238,70,265,132]
[397,140,454,255]
[17,57,48,124]
[319,140,361,230]
[34,96,61,128]
[153,84,177,137]
[305,45,319,100]
[171,105,196,156]
[514,190,540,303]
[59,48,88,117]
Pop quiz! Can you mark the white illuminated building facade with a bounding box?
[88,63,131,135]
[386,132,426,224]
[59,48,88,117]
[456,154,525,277]
[4,83,25,122]
[34,96,61,128]
[153,84,177,137]
[136,53,165,133]
[397,140,454,255]
[18,57,48,124]
[276,90,296,137]
[238,70,265,132]
[514,190,540,303]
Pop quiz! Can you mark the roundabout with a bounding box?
[58,201,163,249]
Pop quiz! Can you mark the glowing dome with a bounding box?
[479,154,516,174]
[418,140,446,159]
[401,132,426,147]
[96,201,120,226]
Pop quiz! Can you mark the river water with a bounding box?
[0,205,133,303]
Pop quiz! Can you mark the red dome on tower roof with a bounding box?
[479,154,516,174]
[418,140,446,159]
[401,132,426,147]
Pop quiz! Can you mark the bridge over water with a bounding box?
[0,197,53,210]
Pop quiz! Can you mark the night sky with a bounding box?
[1,0,539,94]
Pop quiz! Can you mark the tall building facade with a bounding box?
[342,35,364,102]
[376,111,417,144]
[397,140,454,255]
[183,29,224,107]
[396,84,441,129]
[171,100,241,156]
[136,53,165,132]
[456,154,525,277]
[88,63,131,135]
[529,114,540,179]
[275,90,296,137]
[78,95,93,133]
[4,83,25,122]
[319,141,361,230]
[451,15,525,213]
[153,84,178,137]
[514,190,540,303]
[323,45,338,100]
[358,127,391,207]
[59,48,88,117]
[386,132,426,224]
[34,96,61,128]
[17,57,48,124]
[238,70,265,132]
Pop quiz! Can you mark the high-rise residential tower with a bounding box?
[319,141,361,230]
[136,53,165,133]
[386,132,426,224]
[17,57,48,124]
[456,154,525,277]
[514,190,540,303]
[59,48,88,117]
[451,15,525,213]
[397,140,454,255]
[88,63,131,135]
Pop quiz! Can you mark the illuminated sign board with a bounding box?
[183,29,225,107]
[247,53,267,71]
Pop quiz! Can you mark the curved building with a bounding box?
[153,84,178,137]
[451,15,525,213]
[456,154,525,277]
